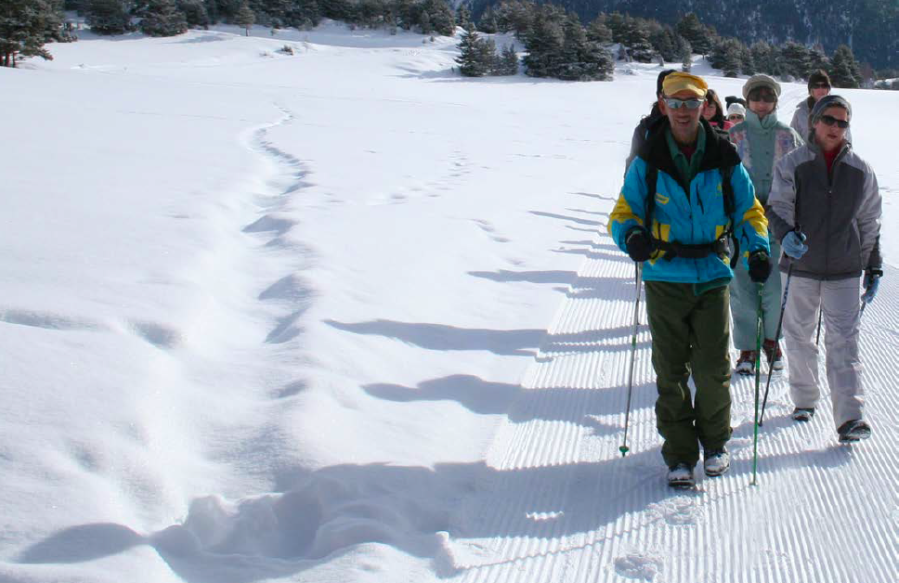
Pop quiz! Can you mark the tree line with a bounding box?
[3,0,897,90]
[467,2,886,88]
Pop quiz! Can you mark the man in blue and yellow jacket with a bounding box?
[608,72,772,487]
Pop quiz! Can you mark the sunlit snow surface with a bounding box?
[1,20,897,583]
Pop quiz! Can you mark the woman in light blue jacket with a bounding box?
[728,75,804,375]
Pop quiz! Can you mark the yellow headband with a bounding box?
[662,72,709,99]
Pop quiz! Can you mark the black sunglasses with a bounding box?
[810,83,830,89]
[820,114,850,129]
[748,92,777,103]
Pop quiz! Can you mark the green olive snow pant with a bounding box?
[644,281,733,468]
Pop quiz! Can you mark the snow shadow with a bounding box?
[572,191,618,202]
[529,210,603,227]
[17,523,143,564]
[324,319,544,356]
[553,247,631,263]
[17,445,848,581]
[468,269,579,285]
[175,34,229,44]
[467,269,635,301]
[541,325,651,354]
[363,374,654,431]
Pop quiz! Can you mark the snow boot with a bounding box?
[667,463,695,488]
[838,419,872,443]
[735,350,757,375]
[762,339,784,372]
[791,407,815,422]
[703,448,730,477]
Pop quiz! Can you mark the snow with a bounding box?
[1,21,897,583]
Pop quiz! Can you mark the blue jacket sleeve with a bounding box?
[730,162,770,264]
[608,157,649,252]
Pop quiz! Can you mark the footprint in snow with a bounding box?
[613,552,663,581]
[648,496,704,526]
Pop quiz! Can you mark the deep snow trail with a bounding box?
[446,220,898,583]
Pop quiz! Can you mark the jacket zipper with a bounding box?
[824,145,849,280]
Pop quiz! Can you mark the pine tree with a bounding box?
[0,0,60,67]
[522,8,563,78]
[235,0,254,35]
[477,7,497,34]
[831,44,862,88]
[477,35,497,73]
[605,11,626,44]
[807,45,830,77]
[585,16,611,45]
[649,26,675,63]
[495,0,536,38]
[554,13,612,81]
[500,42,518,75]
[86,0,130,35]
[750,41,779,76]
[456,26,488,76]
[557,13,586,80]
[177,0,209,27]
[320,0,355,23]
[420,0,454,37]
[740,45,755,75]
[623,16,653,63]
[779,41,811,80]
[456,3,470,31]
[709,37,742,77]
[141,0,188,36]
[676,12,712,56]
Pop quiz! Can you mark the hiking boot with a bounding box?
[838,419,872,443]
[667,463,695,488]
[791,407,816,422]
[735,350,757,375]
[763,339,784,371]
[703,448,730,477]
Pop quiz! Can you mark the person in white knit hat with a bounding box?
[726,102,745,124]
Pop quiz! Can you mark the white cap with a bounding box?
[727,102,746,117]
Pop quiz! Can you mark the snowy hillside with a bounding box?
[1,21,897,583]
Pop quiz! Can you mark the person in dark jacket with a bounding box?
[702,88,732,131]
[609,72,771,487]
[790,70,852,143]
[624,69,676,176]
[767,95,882,443]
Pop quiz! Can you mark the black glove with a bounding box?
[748,250,772,283]
[625,227,654,262]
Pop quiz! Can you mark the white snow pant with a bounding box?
[782,275,864,429]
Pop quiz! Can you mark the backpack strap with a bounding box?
[720,164,741,268]
[643,162,741,265]
[644,163,658,235]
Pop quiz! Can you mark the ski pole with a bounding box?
[752,283,764,486]
[759,230,800,426]
[619,262,643,457]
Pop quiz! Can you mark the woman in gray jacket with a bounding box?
[767,95,882,443]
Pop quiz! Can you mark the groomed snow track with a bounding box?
[447,224,898,583]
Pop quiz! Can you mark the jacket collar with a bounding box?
[641,117,740,184]
[746,109,780,131]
